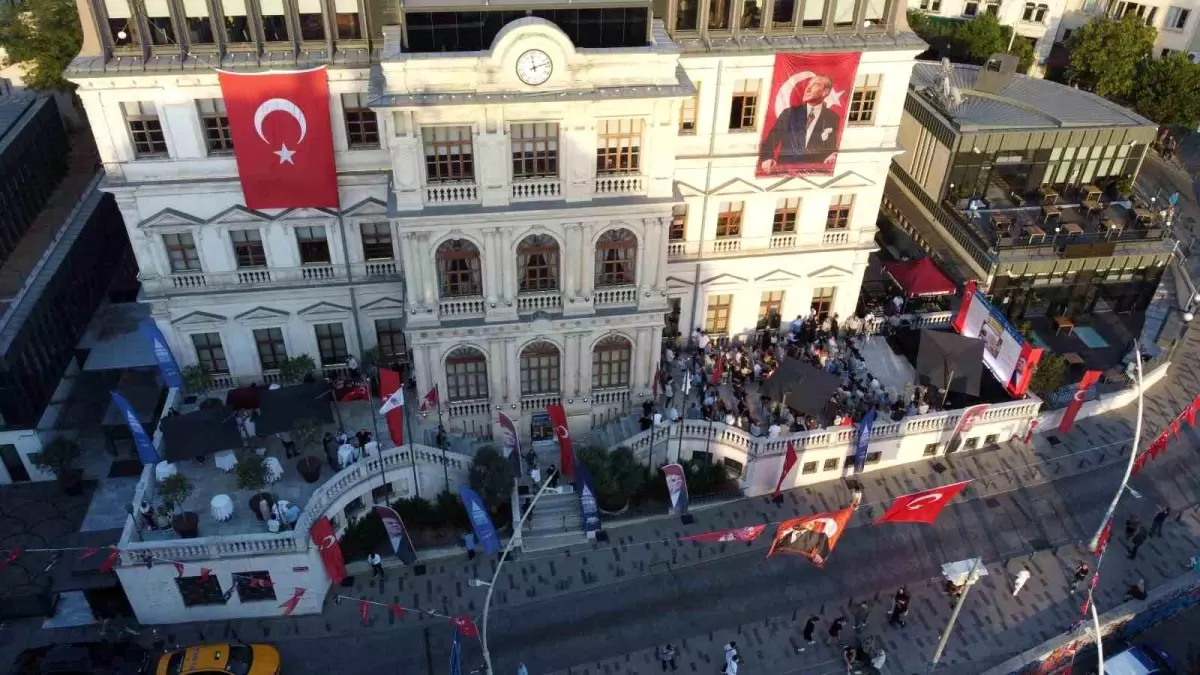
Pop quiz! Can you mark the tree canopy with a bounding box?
[1064,13,1156,99]
[1128,51,1200,129]
[907,11,1036,73]
[0,0,81,90]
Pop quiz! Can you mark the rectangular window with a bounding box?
[510,122,559,179]
[676,0,699,29]
[709,0,731,28]
[518,237,558,292]
[985,0,999,14]
[742,0,762,28]
[359,222,393,260]
[759,290,784,321]
[728,79,760,131]
[592,341,632,389]
[596,119,643,174]
[234,571,276,602]
[1022,2,1035,19]
[669,204,688,241]
[716,201,743,238]
[1034,3,1048,20]
[336,12,363,39]
[106,0,139,46]
[253,328,287,370]
[197,98,233,154]
[146,15,176,46]
[314,323,348,364]
[822,457,840,471]
[826,194,854,230]
[810,287,835,320]
[963,1,978,15]
[773,197,800,233]
[163,233,201,272]
[422,126,475,182]
[1166,5,1190,28]
[772,0,796,26]
[446,351,488,401]
[230,229,266,268]
[704,294,733,334]
[801,461,818,475]
[259,0,289,43]
[341,93,379,149]
[295,226,330,264]
[191,332,228,373]
[520,347,560,395]
[679,83,699,134]
[298,12,325,40]
[964,437,980,451]
[923,443,939,456]
[123,102,168,158]
[222,0,252,42]
[184,7,214,45]
[984,433,1000,446]
[848,73,881,125]
[176,575,226,606]
[375,319,406,360]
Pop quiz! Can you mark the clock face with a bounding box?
[516,49,553,86]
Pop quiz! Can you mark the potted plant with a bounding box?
[31,437,84,496]
[182,363,214,397]
[159,473,198,538]
[236,453,270,493]
[278,354,317,385]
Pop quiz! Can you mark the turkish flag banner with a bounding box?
[547,403,574,479]
[772,442,798,498]
[682,525,767,543]
[874,480,971,526]
[99,549,121,574]
[1058,370,1101,434]
[309,516,347,585]
[768,506,854,567]
[278,587,306,617]
[359,599,370,625]
[379,368,404,446]
[451,615,479,638]
[217,68,339,210]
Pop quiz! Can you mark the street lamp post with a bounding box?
[1089,344,1143,551]
[928,557,983,674]
[478,474,556,674]
[1089,589,1104,675]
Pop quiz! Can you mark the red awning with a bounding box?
[881,258,957,298]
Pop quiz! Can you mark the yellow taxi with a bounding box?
[155,643,280,675]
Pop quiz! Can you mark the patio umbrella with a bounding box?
[255,381,336,436]
[758,360,842,417]
[916,330,985,400]
[160,406,244,461]
[882,258,957,298]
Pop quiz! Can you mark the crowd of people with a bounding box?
[646,308,946,437]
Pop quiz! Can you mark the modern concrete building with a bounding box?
[884,55,1169,323]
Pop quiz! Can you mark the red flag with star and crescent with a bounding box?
[217,67,339,210]
[547,403,574,479]
[309,516,347,585]
[682,525,768,543]
[874,480,972,526]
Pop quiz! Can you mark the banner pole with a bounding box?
[438,393,449,493]
[928,557,981,673]
[1088,343,1143,551]
[405,394,420,500]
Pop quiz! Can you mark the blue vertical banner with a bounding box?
[575,463,602,534]
[459,487,501,556]
[448,627,462,675]
[853,408,877,474]
[138,318,183,389]
[111,391,160,465]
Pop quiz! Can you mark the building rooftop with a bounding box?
[909,61,1155,131]
[0,91,38,144]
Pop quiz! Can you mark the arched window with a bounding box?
[520,341,560,395]
[595,228,637,288]
[592,335,632,389]
[436,239,482,297]
[445,346,488,401]
[517,234,559,293]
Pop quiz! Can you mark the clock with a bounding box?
[516,49,553,86]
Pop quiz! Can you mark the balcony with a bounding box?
[447,398,491,418]
[425,181,478,207]
[594,174,646,197]
[593,285,637,308]
[142,262,403,297]
[666,231,867,261]
[439,295,486,320]
[511,178,562,202]
[591,387,630,405]
[521,392,561,413]
[517,290,563,314]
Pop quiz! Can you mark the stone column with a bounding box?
[562,224,580,298]
[500,227,515,305]
[482,228,499,306]
[577,333,593,398]
[632,326,650,392]
[640,220,659,297]
[654,217,670,291]
[412,342,433,399]
[580,222,597,300]
[487,338,506,407]
[420,234,437,307]
[400,233,420,308]
[505,338,521,403]
[563,333,580,397]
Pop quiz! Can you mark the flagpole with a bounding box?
[437,389,450,494]
[928,557,982,673]
[404,390,420,500]
[1089,343,1143,551]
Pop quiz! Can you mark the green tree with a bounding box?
[468,446,515,512]
[1129,51,1200,128]
[908,12,1034,72]
[1028,352,1068,394]
[1065,14,1155,99]
[0,0,82,91]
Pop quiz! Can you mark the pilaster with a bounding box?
[487,339,506,406]
[419,233,437,307]
[505,338,521,403]
[579,221,597,303]
[400,233,419,308]
[482,228,499,306]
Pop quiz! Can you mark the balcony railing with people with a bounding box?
[667,230,868,261]
[516,290,563,314]
[593,285,638,308]
[142,262,403,296]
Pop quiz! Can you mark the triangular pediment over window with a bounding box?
[138,209,206,229]
[298,302,352,318]
[754,268,806,284]
[342,198,389,219]
[209,205,272,226]
[699,272,749,288]
[809,265,853,279]
[171,311,227,328]
[361,297,406,315]
[235,307,290,323]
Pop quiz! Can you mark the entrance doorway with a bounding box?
[0,444,31,482]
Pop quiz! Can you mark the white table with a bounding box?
[210,494,234,522]
[264,456,284,484]
[213,449,238,472]
[337,444,356,469]
[154,461,177,482]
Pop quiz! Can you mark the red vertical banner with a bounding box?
[772,442,798,498]
[216,68,339,209]
[1058,370,1102,433]
[547,403,573,479]
[379,368,404,446]
[756,52,862,177]
[309,516,347,585]
[951,281,977,334]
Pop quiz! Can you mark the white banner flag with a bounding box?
[379,388,405,415]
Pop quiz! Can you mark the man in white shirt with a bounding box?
[368,552,384,579]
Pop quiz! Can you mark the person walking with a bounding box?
[827,616,847,645]
[1012,567,1031,597]
[368,552,385,580]
[798,615,819,652]
[463,532,477,561]
[659,644,678,672]
[1124,514,1141,540]
[722,642,740,674]
[1151,505,1170,537]
[852,601,870,630]
[1128,525,1149,559]
[888,594,909,628]
[1069,562,1089,593]
[517,662,529,675]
